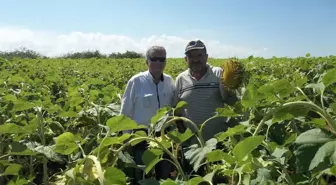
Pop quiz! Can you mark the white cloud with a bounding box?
[0,26,268,58]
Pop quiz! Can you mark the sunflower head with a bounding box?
[220,58,247,90]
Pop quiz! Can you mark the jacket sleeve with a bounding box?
[120,78,136,118]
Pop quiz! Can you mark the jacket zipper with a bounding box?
[155,83,160,108]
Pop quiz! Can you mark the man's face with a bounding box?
[147,50,166,74]
[185,49,208,73]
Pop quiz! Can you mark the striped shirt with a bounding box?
[173,64,238,142]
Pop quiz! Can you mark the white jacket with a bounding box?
[120,70,175,129]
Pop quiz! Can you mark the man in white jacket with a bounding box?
[120,45,175,184]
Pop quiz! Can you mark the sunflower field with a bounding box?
[0,55,336,185]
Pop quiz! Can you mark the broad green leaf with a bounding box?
[117,151,137,168]
[59,111,80,118]
[305,83,325,93]
[106,115,138,133]
[271,147,291,165]
[7,178,30,185]
[294,143,322,173]
[295,128,335,145]
[207,150,235,164]
[104,167,127,185]
[322,68,336,88]
[1,164,22,176]
[101,137,121,147]
[142,149,163,174]
[0,123,28,134]
[167,128,193,144]
[216,107,239,117]
[241,83,259,108]
[13,100,34,111]
[23,117,39,133]
[233,135,264,162]
[54,132,84,155]
[161,179,179,185]
[258,79,296,98]
[3,94,17,102]
[151,107,171,132]
[151,106,170,126]
[26,142,63,162]
[310,118,327,128]
[330,165,336,175]
[330,103,336,114]
[187,177,204,185]
[216,124,247,142]
[184,138,217,172]
[175,100,188,110]
[250,168,273,185]
[272,103,312,123]
[309,141,336,170]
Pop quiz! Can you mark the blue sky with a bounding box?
[0,0,335,58]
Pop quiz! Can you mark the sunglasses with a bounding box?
[149,57,166,63]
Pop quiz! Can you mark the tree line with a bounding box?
[0,47,144,59]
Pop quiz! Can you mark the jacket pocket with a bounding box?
[141,94,154,108]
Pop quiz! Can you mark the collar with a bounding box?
[146,70,164,82]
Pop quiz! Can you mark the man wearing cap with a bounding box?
[173,40,238,174]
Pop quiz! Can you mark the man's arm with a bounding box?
[120,78,136,133]
[219,83,239,106]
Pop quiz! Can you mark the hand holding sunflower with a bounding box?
[220,58,248,92]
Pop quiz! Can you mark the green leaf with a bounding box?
[0,123,28,134]
[271,147,291,165]
[104,167,127,185]
[167,128,193,144]
[305,83,325,93]
[151,106,170,126]
[272,103,312,123]
[151,107,171,132]
[322,68,336,88]
[184,138,217,172]
[13,100,35,111]
[54,132,84,155]
[241,83,259,108]
[250,168,273,185]
[216,107,239,117]
[207,150,235,164]
[258,79,296,98]
[310,118,327,128]
[294,143,322,173]
[161,179,179,185]
[175,101,188,110]
[25,142,63,162]
[3,94,17,102]
[216,124,247,142]
[233,135,264,162]
[187,177,204,185]
[106,115,138,133]
[142,149,164,174]
[294,128,336,173]
[59,111,79,118]
[1,164,22,176]
[295,128,335,145]
[309,141,336,170]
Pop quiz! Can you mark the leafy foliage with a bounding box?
[0,55,336,185]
